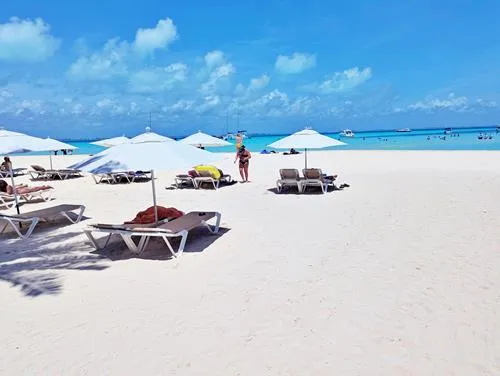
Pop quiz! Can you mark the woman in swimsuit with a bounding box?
[0,179,52,195]
[234,145,251,182]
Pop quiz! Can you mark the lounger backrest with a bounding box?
[154,212,215,233]
[303,168,322,180]
[31,165,45,172]
[280,169,300,180]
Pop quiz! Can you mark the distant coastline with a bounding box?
[60,124,499,143]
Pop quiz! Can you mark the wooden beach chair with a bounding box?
[276,169,303,193]
[0,204,86,239]
[84,211,221,258]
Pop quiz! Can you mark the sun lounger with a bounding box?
[302,168,336,193]
[0,168,26,178]
[0,204,86,239]
[0,187,54,209]
[194,170,232,190]
[84,211,221,257]
[92,171,151,184]
[174,174,197,188]
[29,165,82,180]
[276,169,303,193]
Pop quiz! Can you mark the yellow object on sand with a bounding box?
[194,165,221,179]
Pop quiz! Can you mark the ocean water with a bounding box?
[13,126,500,155]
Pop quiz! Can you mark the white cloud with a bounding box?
[275,53,316,74]
[0,17,60,62]
[196,95,221,113]
[204,50,225,70]
[133,18,178,55]
[129,63,188,93]
[14,99,44,115]
[94,98,126,115]
[400,93,497,113]
[200,63,235,94]
[248,74,270,91]
[164,99,195,113]
[68,38,128,80]
[306,67,372,94]
[68,18,178,80]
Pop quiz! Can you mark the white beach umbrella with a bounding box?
[70,141,220,222]
[91,136,130,148]
[0,130,68,213]
[41,137,78,169]
[268,128,346,168]
[130,127,174,143]
[179,131,232,147]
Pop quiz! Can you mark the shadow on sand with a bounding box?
[1,229,108,297]
[91,227,231,262]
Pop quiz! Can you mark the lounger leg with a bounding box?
[84,230,104,250]
[203,213,221,234]
[121,235,141,253]
[6,218,39,239]
[0,221,8,234]
[60,205,85,224]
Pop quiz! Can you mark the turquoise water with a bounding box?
[13,126,500,155]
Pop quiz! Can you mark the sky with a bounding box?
[1,0,500,139]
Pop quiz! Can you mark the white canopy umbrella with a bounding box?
[268,128,346,168]
[41,138,78,169]
[0,130,69,213]
[91,136,130,148]
[70,140,220,222]
[130,127,174,143]
[179,131,232,148]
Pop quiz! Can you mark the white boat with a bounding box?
[339,129,355,137]
[222,130,248,141]
[397,128,411,132]
[444,127,453,135]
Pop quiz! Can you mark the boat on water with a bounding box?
[444,127,453,135]
[339,129,355,137]
[222,130,249,141]
[397,128,412,132]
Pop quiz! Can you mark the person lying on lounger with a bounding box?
[0,179,52,195]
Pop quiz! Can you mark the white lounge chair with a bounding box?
[174,174,197,188]
[0,188,54,209]
[194,170,232,190]
[276,169,303,193]
[0,204,86,239]
[0,168,26,178]
[301,168,336,193]
[29,165,82,180]
[84,211,221,257]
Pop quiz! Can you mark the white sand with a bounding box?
[1,151,499,375]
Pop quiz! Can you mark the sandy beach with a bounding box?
[1,150,499,375]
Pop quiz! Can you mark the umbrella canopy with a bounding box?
[70,141,221,222]
[42,137,77,151]
[268,128,346,168]
[130,127,174,143]
[0,130,69,213]
[91,136,130,148]
[268,128,346,149]
[179,131,232,147]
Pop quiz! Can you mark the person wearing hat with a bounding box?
[234,145,251,182]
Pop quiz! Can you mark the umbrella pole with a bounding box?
[8,165,20,215]
[49,153,53,170]
[151,169,158,224]
[305,148,308,169]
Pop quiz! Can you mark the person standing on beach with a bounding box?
[234,145,251,182]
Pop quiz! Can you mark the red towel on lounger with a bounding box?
[124,206,184,224]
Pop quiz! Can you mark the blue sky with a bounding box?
[1,0,500,138]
